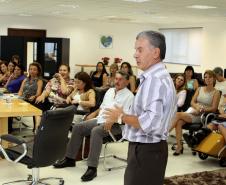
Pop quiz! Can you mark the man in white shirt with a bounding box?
[54,70,134,182]
[213,67,226,108]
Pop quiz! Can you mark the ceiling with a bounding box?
[1,0,226,24]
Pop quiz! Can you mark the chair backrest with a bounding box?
[32,105,75,167]
[89,89,106,113]
[178,89,195,112]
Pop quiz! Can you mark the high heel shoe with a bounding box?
[173,147,183,156]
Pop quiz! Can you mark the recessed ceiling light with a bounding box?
[123,0,149,3]
[58,4,79,9]
[187,5,217,9]
[18,13,32,17]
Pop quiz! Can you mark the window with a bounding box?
[160,28,203,66]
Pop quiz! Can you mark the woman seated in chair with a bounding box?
[35,64,74,111]
[174,74,187,109]
[105,63,118,88]
[4,64,26,93]
[66,71,96,124]
[90,62,108,88]
[207,95,226,142]
[18,62,43,103]
[169,70,220,156]
[120,62,136,93]
[184,65,199,91]
[0,60,10,87]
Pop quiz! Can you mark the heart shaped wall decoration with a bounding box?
[100,35,113,48]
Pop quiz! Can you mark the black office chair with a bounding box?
[0,105,75,185]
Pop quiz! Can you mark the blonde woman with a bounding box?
[174,74,187,108]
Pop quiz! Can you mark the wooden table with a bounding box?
[0,98,42,139]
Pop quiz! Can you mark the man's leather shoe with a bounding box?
[81,168,97,182]
[53,158,75,168]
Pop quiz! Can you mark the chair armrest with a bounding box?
[0,134,26,145]
[0,134,27,163]
[201,113,217,127]
[108,131,117,142]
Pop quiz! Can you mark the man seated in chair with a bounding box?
[54,70,134,182]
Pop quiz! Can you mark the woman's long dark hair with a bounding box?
[184,65,195,79]
[93,62,108,76]
[74,71,94,92]
[121,62,134,76]
[14,63,25,76]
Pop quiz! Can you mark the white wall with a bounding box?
[0,16,157,76]
[0,16,226,76]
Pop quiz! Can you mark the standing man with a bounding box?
[104,31,177,185]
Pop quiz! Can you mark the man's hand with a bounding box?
[104,105,123,123]
[104,122,114,131]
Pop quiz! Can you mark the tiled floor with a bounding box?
[0,118,224,185]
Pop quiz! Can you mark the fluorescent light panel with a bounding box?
[18,13,32,16]
[58,4,79,8]
[123,0,149,3]
[187,5,217,9]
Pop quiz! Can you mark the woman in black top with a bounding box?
[91,62,108,87]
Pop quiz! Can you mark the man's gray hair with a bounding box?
[116,70,130,80]
[213,67,223,76]
[136,30,166,60]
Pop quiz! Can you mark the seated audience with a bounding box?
[66,71,96,123]
[169,70,220,156]
[4,64,26,93]
[213,67,226,109]
[91,62,108,88]
[35,64,74,111]
[18,62,43,103]
[174,74,187,108]
[184,65,199,91]
[54,70,134,182]
[120,62,136,93]
[0,60,10,87]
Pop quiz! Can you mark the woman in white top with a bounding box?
[174,74,187,108]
